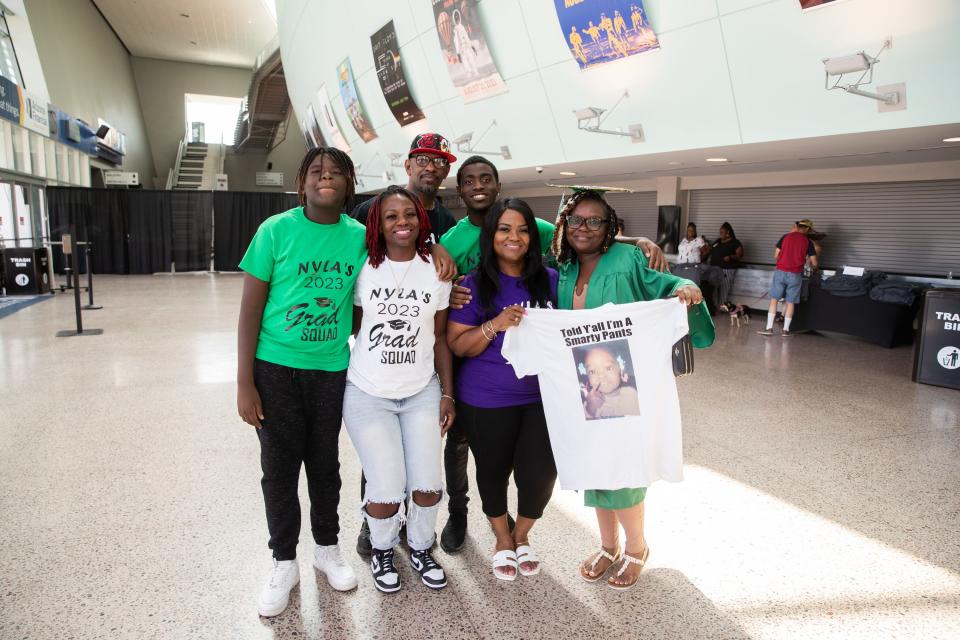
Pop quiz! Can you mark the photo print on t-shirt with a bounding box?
[573,338,641,421]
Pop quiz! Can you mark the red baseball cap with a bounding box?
[408,132,457,163]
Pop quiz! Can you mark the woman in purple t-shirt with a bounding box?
[447,198,558,582]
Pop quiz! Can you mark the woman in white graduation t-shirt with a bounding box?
[342,186,454,594]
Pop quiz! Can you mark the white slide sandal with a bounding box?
[515,544,541,577]
[492,549,519,581]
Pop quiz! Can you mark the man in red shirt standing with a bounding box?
[758,219,819,337]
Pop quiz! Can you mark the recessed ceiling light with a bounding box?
[559,171,577,176]
[668,161,681,165]
[944,137,960,143]
[438,186,447,190]
[706,158,729,162]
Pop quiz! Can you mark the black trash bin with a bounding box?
[912,288,960,390]
[2,247,51,295]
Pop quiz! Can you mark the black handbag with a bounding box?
[672,335,694,377]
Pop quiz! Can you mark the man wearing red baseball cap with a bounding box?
[352,132,459,243]
[351,133,460,557]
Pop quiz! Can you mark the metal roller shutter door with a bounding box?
[688,180,960,277]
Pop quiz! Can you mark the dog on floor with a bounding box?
[719,302,751,327]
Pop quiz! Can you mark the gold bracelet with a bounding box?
[441,394,455,402]
[480,321,496,341]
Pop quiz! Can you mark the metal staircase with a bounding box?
[234,36,290,152]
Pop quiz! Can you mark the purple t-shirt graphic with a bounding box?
[449,269,558,408]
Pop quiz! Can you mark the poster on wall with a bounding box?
[371,20,425,127]
[306,103,327,148]
[799,0,843,9]
[554,0,660,70]
[316,85,351,152]
[336,58,377,142]
[431,0,508,103]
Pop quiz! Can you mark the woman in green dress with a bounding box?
[550,190,715,590]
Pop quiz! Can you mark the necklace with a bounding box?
[386,256,415,291]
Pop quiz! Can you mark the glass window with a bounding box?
[0,12,24,87]
[184,94,243,145]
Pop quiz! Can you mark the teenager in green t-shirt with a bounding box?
[440,157,555,276]
[237,147,367,617]
[237,147,458,617]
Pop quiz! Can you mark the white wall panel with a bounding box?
[646,0,718,33]
[278,0,960,193]
[722,0,960,142]
[515,0,578,68]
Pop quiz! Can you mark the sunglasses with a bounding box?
[411,154,449,169]
[566,214,609,231]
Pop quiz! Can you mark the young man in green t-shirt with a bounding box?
[435,155,669,553]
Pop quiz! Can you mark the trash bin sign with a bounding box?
[3,248,50,295]
[913,289,960,390]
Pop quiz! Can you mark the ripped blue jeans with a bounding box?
[343,378,443,551]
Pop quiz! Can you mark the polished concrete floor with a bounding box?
[1,275,958,640]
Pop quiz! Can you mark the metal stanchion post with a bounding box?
[83,242,102,310]
[56,229,103,337]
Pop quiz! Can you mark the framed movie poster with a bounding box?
[316,85,351,152]
[371,20,425,126]
[337,58,377,142]
[432,0,508,103]
[554,0,660,70]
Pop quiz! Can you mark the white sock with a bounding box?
[766,313,775,330]
[784,316,793,331]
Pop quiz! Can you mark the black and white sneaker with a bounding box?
[371,549,401,594]
[409,549,447,590]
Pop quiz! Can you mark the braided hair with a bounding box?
[551,190,621,265]
[295,146,356,209]
[364,185,432,268]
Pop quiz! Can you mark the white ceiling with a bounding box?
[93,0,277,68]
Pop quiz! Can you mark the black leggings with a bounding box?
[457,401,557,520]
[254,359,346,560]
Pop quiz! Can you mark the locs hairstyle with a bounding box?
[551,190,621,265]
[295,146,357,208]
[364,185,432,268]
[477,198,553,317]
[720,221,737,239]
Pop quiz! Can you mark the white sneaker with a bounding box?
[313,544,358,591]
[258,559,299,617]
